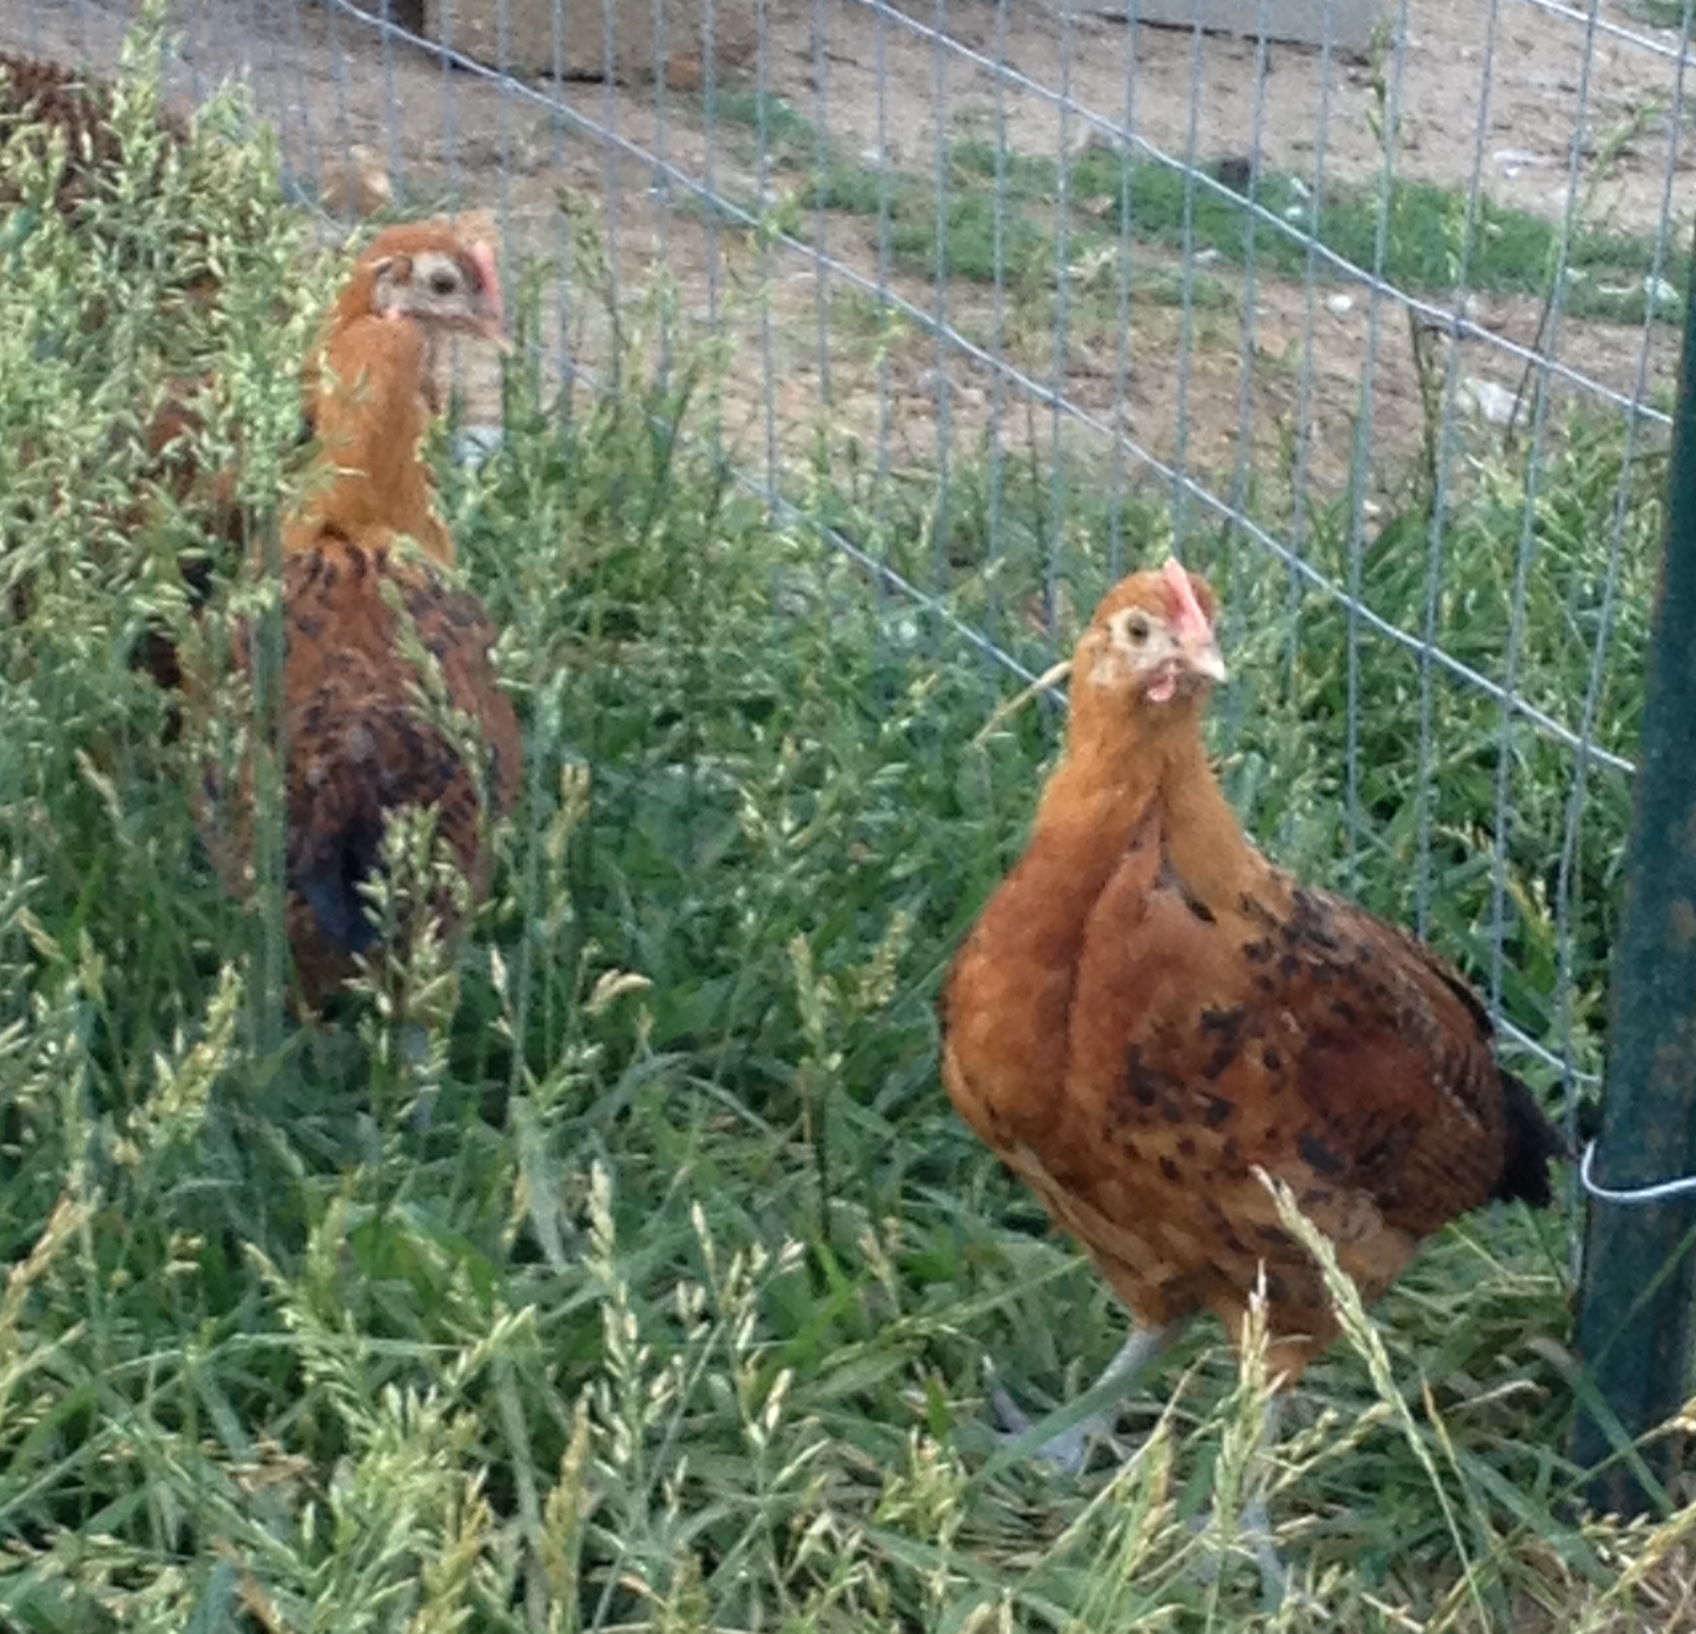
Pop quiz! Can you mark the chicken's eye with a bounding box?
[428,268,460,297]
[1123,613,1151,645]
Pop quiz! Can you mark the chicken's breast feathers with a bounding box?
[1069,824,1510,1238]
[195,526,520,1003]
[941,562,1563,1376]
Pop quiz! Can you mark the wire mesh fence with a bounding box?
[6,0,1691,1134]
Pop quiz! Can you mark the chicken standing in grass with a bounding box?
[942,560,1565,1498]
[138,216,503,690]
[1,49,190,233]
[193,219,521,1009]
[3,50,256,618]
[2,47,317,710]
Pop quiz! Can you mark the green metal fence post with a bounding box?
[1571,232,1696,1516]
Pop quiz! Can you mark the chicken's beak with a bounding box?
[1160,557,1228,685]
[477,312,515,355]
[1180,634,1228,685]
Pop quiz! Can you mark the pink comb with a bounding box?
[467,240,504,326]
[1161,557,1213,644]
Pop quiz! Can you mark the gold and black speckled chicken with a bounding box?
[194,221,520,1009]
[1,48,283,692]
[942,560,1565,1478]
[1,49,190,225]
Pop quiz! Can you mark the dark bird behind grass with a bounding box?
[1,46,305,705]
[1,48,189,226]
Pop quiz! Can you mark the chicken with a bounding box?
[129,382,283,687]
[1,48,190,228]
[193,221,519,1009]
[133,214,503,707]
[942,560,1565,1490]
[321,143,394,221]
[1,49,287,700]
[304,213,506,422]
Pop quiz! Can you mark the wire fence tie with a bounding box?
[1579,1140,1696,1206]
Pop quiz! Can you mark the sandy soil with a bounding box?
[6,0,1690,505]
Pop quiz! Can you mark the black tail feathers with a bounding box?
[286,701,460,959]
[293,815,385,955]
[1491,1070,1570,1209]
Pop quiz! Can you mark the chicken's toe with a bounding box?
[989,1383,1106,1475]
[983,1321,1177,1477]
[1192,1496,1287,1607]
[1245,1494,1288,1610]
[1193,1395,1288,1607]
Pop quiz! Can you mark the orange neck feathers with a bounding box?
[962,618,1243,1062]
[1040,683,1247,898]
[290,313,451,565]
[946,564,1242,1126]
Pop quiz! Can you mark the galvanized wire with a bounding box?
[4,0,1678,1119]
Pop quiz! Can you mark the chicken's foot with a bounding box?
[1197,1392,1287,1608]
[988,1320,1175,1475]
[1241,1392,1287,1608]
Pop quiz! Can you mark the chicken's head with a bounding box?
[341,219,509,347]
[1072,558,1226,711]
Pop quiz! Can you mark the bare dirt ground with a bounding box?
[7,0,1692,509]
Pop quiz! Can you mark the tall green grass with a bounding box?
[0,21,1687,1634]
